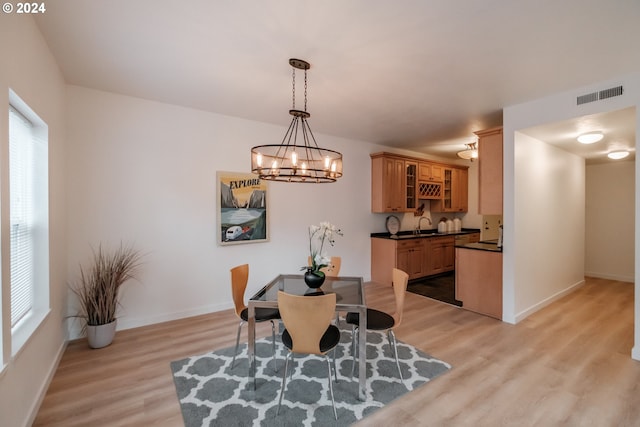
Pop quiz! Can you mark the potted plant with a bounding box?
[69,243,142,348]
[301,222,343,288]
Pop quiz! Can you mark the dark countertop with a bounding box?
[456,240,503,252]
[371,228,481,240]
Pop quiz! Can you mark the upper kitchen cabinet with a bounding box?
[432,167,469,212]
[476,126,503,215]
[405,161,418,211]
[371,152,461,213]
[418,162,443,182]
[371,153,406,213]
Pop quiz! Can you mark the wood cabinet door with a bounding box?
[397,240,424,279]
[418,162,444,182]
[430,244,444,274]
[452,168,468,212]
[372,155,405,213]
[405,162,417,210]
[477,127,503,215]
[430,164,443,182]
[443,241,455,270]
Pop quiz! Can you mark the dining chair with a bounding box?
[230,264,280,369]
[346,267,409,381]
[276,290,340,420]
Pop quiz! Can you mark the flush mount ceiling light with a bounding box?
[577,132,604,144]
[607,150,629,160]
[250,59,343,183]
[457,142,478,162]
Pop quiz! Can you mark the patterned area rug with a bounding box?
[170,328,451,426]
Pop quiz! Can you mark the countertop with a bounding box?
[456,240,503,252]
[370,228,481,240]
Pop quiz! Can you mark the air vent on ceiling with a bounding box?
[577,85,624,105]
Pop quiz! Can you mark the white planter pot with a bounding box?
[87,320,117,349]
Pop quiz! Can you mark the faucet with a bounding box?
[415,217,432,234]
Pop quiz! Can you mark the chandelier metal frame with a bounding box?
[250,59,343,183]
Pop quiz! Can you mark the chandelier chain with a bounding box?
[304,68,308,112]
[291,67,296,110]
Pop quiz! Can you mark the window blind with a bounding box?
[9,106,35,328]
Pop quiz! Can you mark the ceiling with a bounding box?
[33,0,640,162]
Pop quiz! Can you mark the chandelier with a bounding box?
[251,59,343,183]
[457,142,478,162]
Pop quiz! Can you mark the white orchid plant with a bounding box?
[302,221,343,278]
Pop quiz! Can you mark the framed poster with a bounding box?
[217,171,268,245]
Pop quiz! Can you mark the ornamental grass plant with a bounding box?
[69,243,142,329]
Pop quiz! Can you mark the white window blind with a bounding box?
[9,106,35,328]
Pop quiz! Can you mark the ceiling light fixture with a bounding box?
[607,151,629,160]
[577,132,604,144]
[250,59,343,183]
[457,142,478,162]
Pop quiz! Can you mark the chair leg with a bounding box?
[325,354,338,420]
[350,326,358,378]
[332,348,338,383]
[231,320,244,368]
[277,352,292,415]
[387,330,403,381]
[270,320,276,368]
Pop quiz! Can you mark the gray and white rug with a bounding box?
[170,328,451,426]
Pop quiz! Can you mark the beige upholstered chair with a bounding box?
[276,290,340,420]
[230,264,280,368]
[346,268,409,380]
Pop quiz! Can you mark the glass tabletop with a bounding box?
[250,274,365,308]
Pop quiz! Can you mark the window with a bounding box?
[8,91,50,355]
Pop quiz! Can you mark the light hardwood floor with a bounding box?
[34,277,640,426]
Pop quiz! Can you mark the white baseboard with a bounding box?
[632,346,640,362]
[584,271,634,283]
[25,339,67,427]
[67,302,232,340]
[515,278,585,323]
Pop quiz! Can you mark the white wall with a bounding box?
[0,15,68,427]
[513,133,585,318]
[586,161,635,282]
[65,85,391,336]
[503,73,640,360]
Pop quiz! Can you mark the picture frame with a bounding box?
[217,171,269,245]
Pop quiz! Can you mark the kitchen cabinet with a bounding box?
[417,162,443,200]
[372,153,463,212]
[455,247,502,319]
[476,126,503,215]
[371,237,428,284]
[371,154,406,213]
[372,233,478,285]
[432,167,468,212]
[405,161,417,211]
[396,239,425,279]
[425,236,455,275]
[418,162,443,182]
